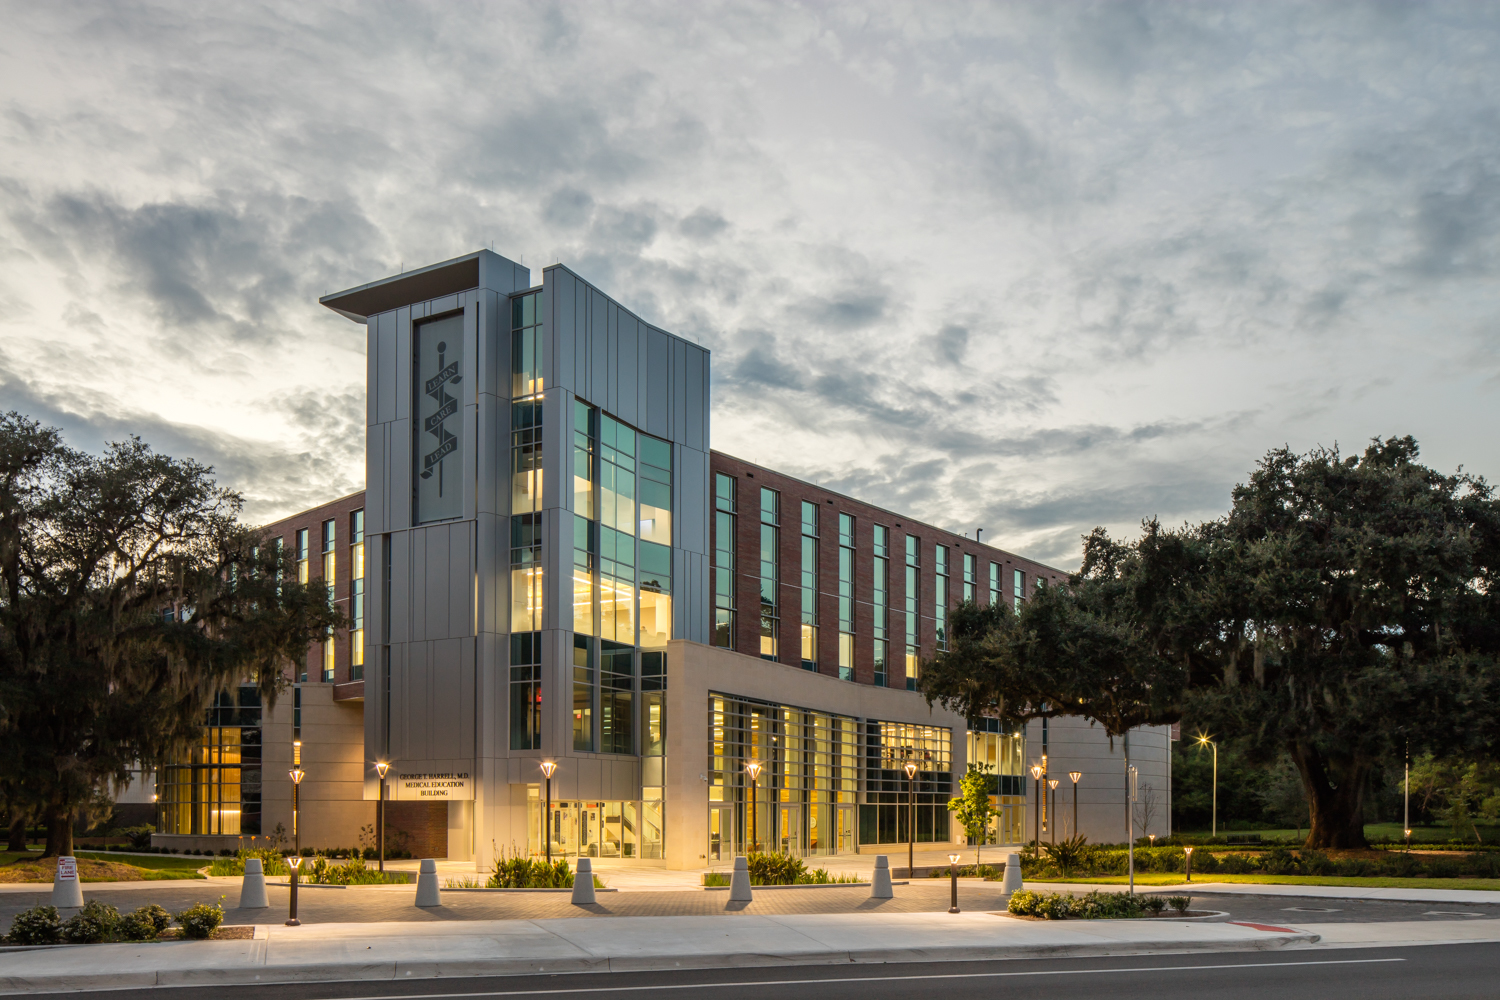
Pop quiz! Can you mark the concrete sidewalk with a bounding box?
[1030,881,1500,906]
[0,910,1318,994]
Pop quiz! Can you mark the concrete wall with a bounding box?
[262,684,373,851]
[1019,716,1173,847]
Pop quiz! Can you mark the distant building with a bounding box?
[153,251,1170,863]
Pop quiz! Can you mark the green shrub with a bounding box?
[7,905,62,945]
[174,902,223,940]
[118,904,170,942]
[1262,846,1300,876]
[120,825,155,850]
[1008,889,1146,920]
[1043,835,1092,877]
[1167,895,1192,915]
[1143,895,1167,915]
[747,852,806,885]
[488,849,578,888]
[209,848,290,877]
[61,901,120,944]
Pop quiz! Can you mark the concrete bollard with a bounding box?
[1002,852,1023,893]
[239,857,269,908]
[414,858,442,907]
[728,855,753,902]
[51,856,84,909]
[571,858,596,905]
[870,854,894,899]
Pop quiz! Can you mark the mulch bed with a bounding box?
[159,925,255,941]
[0,856,152,883]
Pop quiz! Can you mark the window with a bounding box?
[872,525,889,687]
[799,501,818,670]
[321,520,335,682]
[510,632,541,750]
[989,562,1001,607]
[712,474,736,648]
[759,488,779,660]
[158,688,262,836]
[859,720,953,846]
[962,552,976,603]
[512,401,543,516]
[599,414,636,645]
[573,402,597,636]
[512,291,543,398]
[415,312,466,523]
[935,545,949,652]
[837,513,854,681]
[904,534,919,690]
[637,433,673,649]
[1014,568,1025,611]
[295,528,309,584]
[350,510,364,680]
[601,641,634,754]
[511,513,543,632]
[573,634,595,751]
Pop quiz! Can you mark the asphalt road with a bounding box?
[3,882,1498,928]
[16,943,1500,1000]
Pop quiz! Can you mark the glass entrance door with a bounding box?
[778,803,801,855]
[708,805,733,863]
[836,805,855,855]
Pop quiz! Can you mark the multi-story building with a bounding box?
[153,250,1171,864]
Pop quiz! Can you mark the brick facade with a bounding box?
[709,451,1065,686]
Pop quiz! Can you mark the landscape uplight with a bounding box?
[1184,845,1194,882]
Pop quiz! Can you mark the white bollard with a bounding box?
[870,854,894,899]
[571,858,596,905]
[239,857,268,908]
[51,856,84,909]
[414,858,442,907]
[1002,852,1023,893]
[728,855,753,902]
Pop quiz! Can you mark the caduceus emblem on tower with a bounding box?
[420,339,462,492]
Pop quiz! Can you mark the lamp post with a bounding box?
[286,855,303,926]
[1404,748,1410,851]
[1184,845,1193,882]
[1195,734,1218,839]
[539,761,558,863]
[745,760,763,854]
[1047,779,1060,845]
[374,761,389,872]
[289,765,306,857]
[903,760,918,876]
[1068,771,1081,840]
[948,852,961,913]
[1127,764,1138,896]
[1029,763,1043,850]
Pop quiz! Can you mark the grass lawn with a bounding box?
[0,850,206,881]
[1046,873,1500,891]
[1175,822,1499,844]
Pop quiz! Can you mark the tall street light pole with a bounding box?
[540,761,558,863]
[1047,779,1060,845]
[1029,764,1043,850]
[1195,734,1218,838]
[904,760,918,876]
[1069,771,1081,839]
[289,765,306,857]
[375,761,389,872]
[745,760,763,854]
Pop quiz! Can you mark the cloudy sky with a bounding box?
[2,2,1497,567]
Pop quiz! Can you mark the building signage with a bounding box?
[393,771,472,800]
[57,857,77,880]
[414,312,465,524]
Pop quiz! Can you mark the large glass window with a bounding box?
[159,687,262,836]
[511,513,543,632]
[350,510,364,680]
[709,692,858,857]
[600,415,636,645]
[512,401,543,516]
[962,552,976,603]
[935,544,949,652]
[322,519,336,682]
[601,640,634,754]
[295,528,309,584]
[638,434,672,648]
[641,649,667,859]
[1014,568,1025,610]
[510,632,541,750]
[573,634,595,752]
[415,312,466,523]
[837,513,854,681]
[904,534,919,690]
[759,488,779,660]
[859,720,953,845]
[873,525,889,687]
[573,401,597,636]
[969,718,1028,844]
[712,474,736,648]
[512,291,543,398]
[989,562,1001,607]
[799,501,818,670]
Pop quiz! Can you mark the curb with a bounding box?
[0,930,1321,993]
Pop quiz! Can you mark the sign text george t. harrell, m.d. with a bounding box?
[392,771,473,800]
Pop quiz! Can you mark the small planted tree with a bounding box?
[948,762,996,866]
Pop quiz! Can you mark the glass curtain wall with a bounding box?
[837,513,854,680]
[510,632,541,750]
[1013,569,1025,610]
[799,501,818,669]
[708,692,857,858]
[159,687,262,836]
[967,718,1028,844]
[599,415,636,644]
[638,435,672,648]
[712,474,736,648]
[859,720,952,845]
[573,401,597,635]
[934,545,949,652]
[872,525,889,687]
[989,562,1001,607]
[962,552,976,603]
[321,519,336,681]
[758,489,779,659]
[641,650,666,858]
